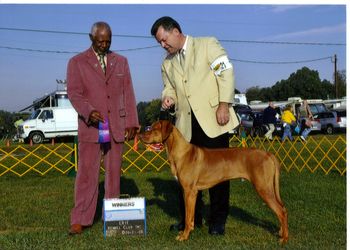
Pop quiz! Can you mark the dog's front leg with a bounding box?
[176,189,197,241]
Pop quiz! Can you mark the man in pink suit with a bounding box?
[67,21,139,235]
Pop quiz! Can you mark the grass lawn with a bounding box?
[0,168,346,250]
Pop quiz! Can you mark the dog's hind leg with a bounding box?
[254,185,288,244]
[176,189,197,241]
[271,158,289,243]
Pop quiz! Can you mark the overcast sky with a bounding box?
[0,3,346,112]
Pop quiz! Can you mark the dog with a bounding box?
[138,120,288,243]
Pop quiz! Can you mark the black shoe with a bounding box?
[208,224,225,235]
[169,221,203,231]
[169,222,185,231]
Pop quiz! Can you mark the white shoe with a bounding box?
[300,136,306,142]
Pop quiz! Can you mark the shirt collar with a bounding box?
[181,35,188,54]
[92,47,107,57]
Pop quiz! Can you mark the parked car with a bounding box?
[332,109,346,130]
[251,111,283,137]
[312,111,339,134]
[237,110,254,132]
[18,107,78,144]
[251,111,265,137]
[230,104,254,135]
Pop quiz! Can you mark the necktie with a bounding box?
[98,54,106,74]
[179,49,185,70]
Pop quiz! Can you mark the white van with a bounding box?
[18,107,78,144]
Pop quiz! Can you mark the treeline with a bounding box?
[0,67,346,138]
[245,67,346,103]
[137,67,346,128]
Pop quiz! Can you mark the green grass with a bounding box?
[0,169,346,250]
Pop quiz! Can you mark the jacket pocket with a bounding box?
[119,109,126,117]
[209,96,219,107]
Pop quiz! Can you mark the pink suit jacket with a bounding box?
[67,47,139,142]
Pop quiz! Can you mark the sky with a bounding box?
[0,3,347,112]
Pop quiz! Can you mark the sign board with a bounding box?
[103,197,146,237]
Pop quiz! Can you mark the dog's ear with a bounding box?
[152,121,162,130]
[160,120,173,140]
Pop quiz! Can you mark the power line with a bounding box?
[221,39,345,46]
[0,45,159,54]
[229,56,333,64]
[0,27,346,46]
[0,44,334,65]
[0,27,152,39]
[0,45,74,54]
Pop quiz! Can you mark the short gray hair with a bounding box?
[90,22,111,36]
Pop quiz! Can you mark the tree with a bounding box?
[144,99,162,126]
[282,67,333,100]
[137,101,148,128]
[335,70,346,98]
[259,87,274,102]
[0,110,18,139]
[246,67,339,103]
[246,86,263,102]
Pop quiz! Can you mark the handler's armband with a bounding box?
[210,55,232,76]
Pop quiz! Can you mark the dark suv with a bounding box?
[251,110,283,137]
[230,104,254,135]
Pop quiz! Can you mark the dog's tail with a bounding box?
[273,155,285,208]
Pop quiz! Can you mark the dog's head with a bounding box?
[138,120,173,144]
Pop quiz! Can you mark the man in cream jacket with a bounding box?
[151,16,239,236]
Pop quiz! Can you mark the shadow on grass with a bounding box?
[229,206,278,235]
[146,177,277,236]
[146,177,180,219]
[94,176,140,222]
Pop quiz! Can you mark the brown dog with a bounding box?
[139,120,288,243]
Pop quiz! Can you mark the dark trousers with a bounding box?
[177,112,230,226]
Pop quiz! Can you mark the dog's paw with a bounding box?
[278,228,283,237]
[279,237,288,245]
[176,232,189,241]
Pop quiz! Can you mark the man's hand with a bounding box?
[125,127,139,141]
[162,96,175,110]
[88,110,104,125]
[216,102,230,126]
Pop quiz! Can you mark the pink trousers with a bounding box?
[70,140,123,226]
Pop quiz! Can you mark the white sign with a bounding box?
[103,197,146,237]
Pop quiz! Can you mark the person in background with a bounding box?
[281,104,296,142]
[299,100,314,141]
[66,21,139,235]
[150,16,239,236]
[263,101,277,140]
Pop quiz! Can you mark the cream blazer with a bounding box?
[161,36,239,142]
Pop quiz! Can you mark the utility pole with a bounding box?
[333,54,338,98]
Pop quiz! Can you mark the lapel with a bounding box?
[86,48,106,80]
[170,52,183,75]
[183,36,194,75]
[105,52,117,81]
[170,36,194,76]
